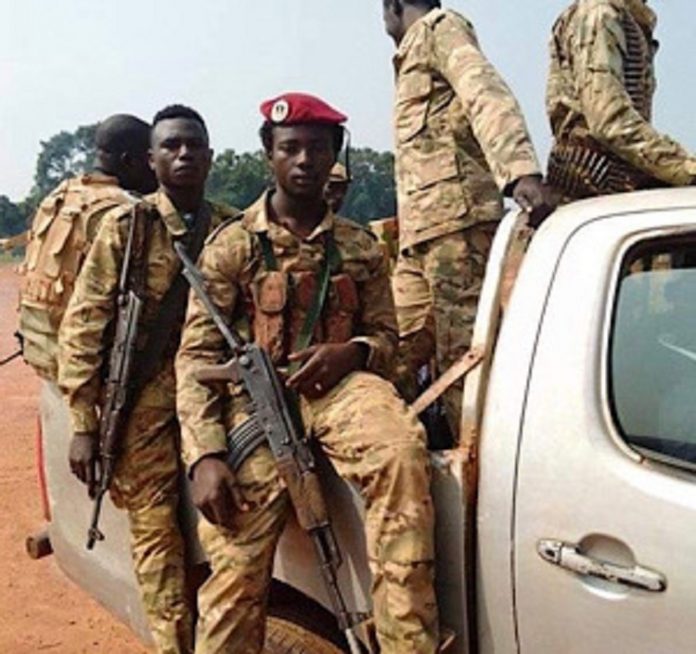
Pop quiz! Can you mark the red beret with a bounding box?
[260,92,347,126]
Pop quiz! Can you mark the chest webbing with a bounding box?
[256,230,342,361]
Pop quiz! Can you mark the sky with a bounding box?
[1,1,695,201]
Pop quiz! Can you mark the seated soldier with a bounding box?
[176,93,439,654]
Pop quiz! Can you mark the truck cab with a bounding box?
[37,187,696,652]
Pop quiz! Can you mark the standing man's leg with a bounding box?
[392,248,436,403]
[112,408,192,654]
[422,225,496,436]
[111,369,194,654]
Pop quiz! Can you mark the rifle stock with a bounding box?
[174,242,364,654]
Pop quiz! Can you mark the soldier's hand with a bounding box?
[191,456,248,529]
[287,342,369,399]
[68,433,98,498]
[512,175,556,227]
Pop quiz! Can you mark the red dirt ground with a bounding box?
[0,263,148,653]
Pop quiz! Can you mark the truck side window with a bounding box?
[610,238,696,470]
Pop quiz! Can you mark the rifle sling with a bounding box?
[135,204,212,387]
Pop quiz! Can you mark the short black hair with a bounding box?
[386,0,441,10]
[406,0,441,7]
[259,122,345,156]
[152,104,208,137]
[95,114,151,154]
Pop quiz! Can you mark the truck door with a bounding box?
[513,206,696,653]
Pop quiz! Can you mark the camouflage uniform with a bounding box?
[547,0,696,202]
[19,172,134,381]
[58,190,236,654]
[392,8,541,433]
[176,191,438,654]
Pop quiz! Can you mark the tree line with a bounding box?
[0,124,397,238]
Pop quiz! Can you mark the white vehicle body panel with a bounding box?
[478,189,696,654]
[514,198,696,653]
[40,381,153,644]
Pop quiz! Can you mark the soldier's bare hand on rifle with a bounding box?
[512,175,556,228]
[287,342,369,399]
[69,434,98,498]
[192,456,249,529]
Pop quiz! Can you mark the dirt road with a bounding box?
[0,263,147,653]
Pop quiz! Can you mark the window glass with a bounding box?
[611,239,696,468]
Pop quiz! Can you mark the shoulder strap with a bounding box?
[257,231,278,271]
[135,204,212,386]
[123,203,152,299]
[289,231,342,370]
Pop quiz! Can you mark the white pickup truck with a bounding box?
[33,188,696,653]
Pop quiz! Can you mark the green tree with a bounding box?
[0,195,28,237]
[206,149,271,210]
[342,148,396,225]
[31,124,97,202]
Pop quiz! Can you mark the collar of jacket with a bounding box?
[625,0,657,32]
[242,190,336,242]
[78,171,119,187]
[393,7,445,70]
[145,189,205,238]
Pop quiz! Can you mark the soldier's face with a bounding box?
[268,125,336,200]
[149,118,213,191]
[324,180,349,213]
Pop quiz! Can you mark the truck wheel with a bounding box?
[264,616,347,654]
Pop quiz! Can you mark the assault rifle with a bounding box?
[87,211,146,550]
[174,241,364,654]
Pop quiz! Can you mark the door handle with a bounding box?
[537,539,667,593]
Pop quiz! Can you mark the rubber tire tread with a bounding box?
[264,616,346,654]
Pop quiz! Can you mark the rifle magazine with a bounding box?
[226,417,267,471]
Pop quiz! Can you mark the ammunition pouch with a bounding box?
[325,273,359,344]
[251,271,288,364]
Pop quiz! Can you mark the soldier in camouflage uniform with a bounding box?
[382,0,552,437]
[19,114,156,381]
[176,93,438,654]
[59,105,238,654]
[324,161,351,213]
[547,0,696,202]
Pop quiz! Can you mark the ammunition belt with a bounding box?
[547,139,666,202]
[622,14,653,120]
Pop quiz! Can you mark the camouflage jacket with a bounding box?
[547,0,696,186]
[393,8,540,250]
[58,189,237,436]
[19,172,136,381]
[175,191,398,468]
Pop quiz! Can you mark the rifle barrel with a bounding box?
[174,241,243,354]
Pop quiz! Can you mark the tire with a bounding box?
[264,616,347,654]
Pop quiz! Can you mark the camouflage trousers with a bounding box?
[393,223,496,436]
[111,369,193,654]
[195,371,439,654]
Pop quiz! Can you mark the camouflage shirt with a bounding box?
[58,189,237,435]
[175,191,398,468]
[19,172,136,381]
[393,8,540,250]
[547,0,696,186]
